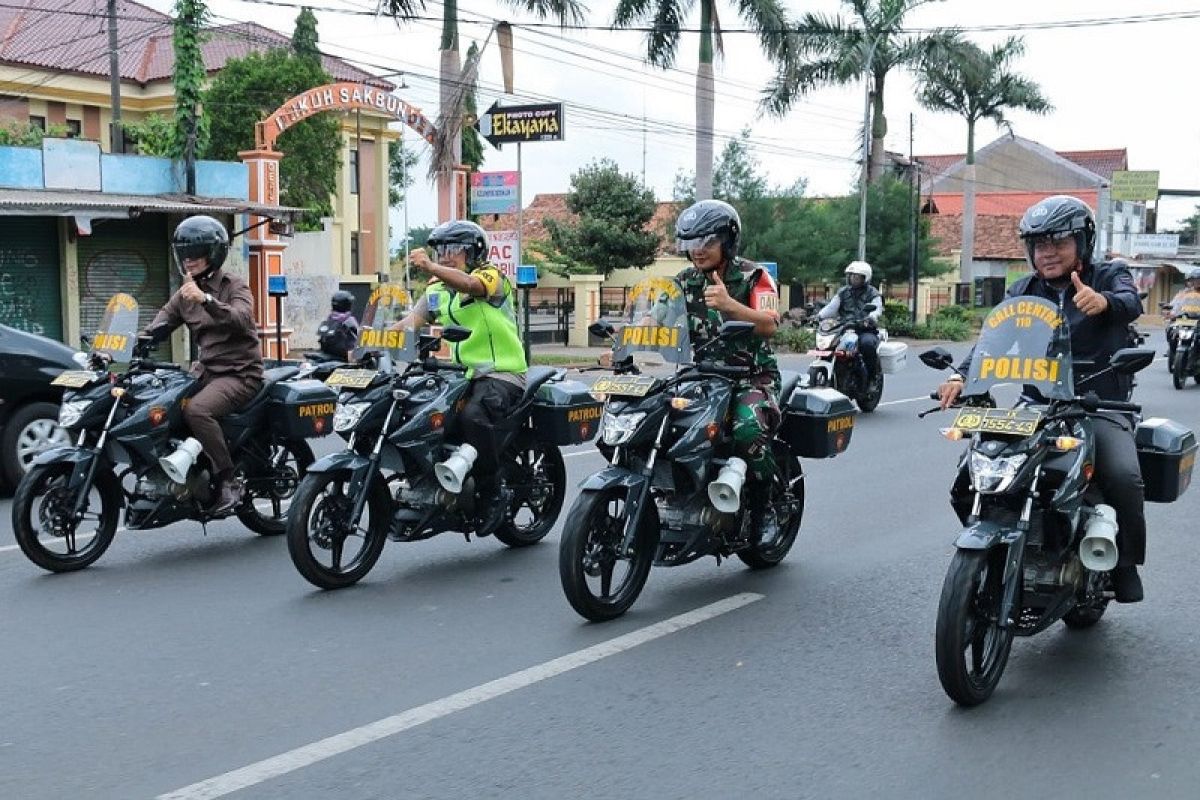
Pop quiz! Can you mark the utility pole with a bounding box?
[908,113,917,324]
[106,0,124,153]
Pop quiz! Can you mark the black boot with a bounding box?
[474,484,512,538]
[1112,565,1144,603]
[209,471,244,517]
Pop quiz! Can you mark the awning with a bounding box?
[0,188,302,230]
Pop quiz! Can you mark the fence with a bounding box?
[519,287,572,344]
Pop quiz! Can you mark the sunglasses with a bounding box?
[431,243,470,259]
[1027,231,1076,250]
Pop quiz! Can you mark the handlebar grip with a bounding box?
[1095,399,1141,413]
[929,390,940,400]
[138,360,183,372]
[697,362,751,377]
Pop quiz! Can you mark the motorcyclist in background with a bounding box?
[316,290,359,362]
[1163,268,1200,363]
[817,261,884,382]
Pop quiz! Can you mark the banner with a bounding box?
[487,230,520,279]
[470,171,520,215]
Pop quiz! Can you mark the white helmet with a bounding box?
[845,260,873,283]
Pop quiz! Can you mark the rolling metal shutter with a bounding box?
[0,217,63,341]
[77,217,170,352]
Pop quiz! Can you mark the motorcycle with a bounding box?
[920,294,1196,706]
[805,306,905,412]
[1160,301,1200,389]
[286,284,587,590]
[12,294,333,573]
[559,277,855,622]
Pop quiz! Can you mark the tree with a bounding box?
[917,36,1051,280]
[544,159,661,275]
[763,0,956,184]
[124,114,175,156]
[172,0,210,182]
[460,41,485,173]
[0,120,67,146]
[291,6,319,61]
[613,0,792,201]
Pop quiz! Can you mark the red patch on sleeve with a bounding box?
[750,270,780,320]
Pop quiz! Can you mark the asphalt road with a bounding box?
[2,344,1199,799]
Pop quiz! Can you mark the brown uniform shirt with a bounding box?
[147,269,263,380]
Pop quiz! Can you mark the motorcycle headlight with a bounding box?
[816,333,837,349]
[601,411,646,446]
[334,401,371,433]
[969,451,1028,494]
[58,399,92,428]
[1179,327,1194,340]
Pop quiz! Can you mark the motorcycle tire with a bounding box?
[13,462,121,573]
[738,455,805,570]
[1172,353,1187,390]
[857,371,884,413]
[494,437,567,548]
[935,549,1015,707]
[1062,600,1108,630]
[559,487,657,622]
[286,470,391,590]
[236,440,315,536]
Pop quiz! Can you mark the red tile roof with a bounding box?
[929,189,1101,216]
[482,193,683,255]
[918,147,1129,181]
[0,0,389,87]
[928,213,1026,260]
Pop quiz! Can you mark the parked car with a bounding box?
[0,325,82,488]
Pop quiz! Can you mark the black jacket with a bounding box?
[961,260,1143,400]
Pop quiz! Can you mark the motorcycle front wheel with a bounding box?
[559,487,657,622]
[1172,352,1188,390]
[237,440,315,536]
[494,437,567,548]
[935,549,1015,707]
[13,462,121,572]
[857,371,884,413]
[286,471,391,589]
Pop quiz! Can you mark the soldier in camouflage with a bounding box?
[675,200,782,540]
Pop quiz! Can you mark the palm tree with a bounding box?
[916,37,1051,281]
[613,0,792,200]
[763,0,954,184]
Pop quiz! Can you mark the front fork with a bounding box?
[347,398,401,528]
[970,473,1040,630]
[71,397,122,522]
[618,415,670,556]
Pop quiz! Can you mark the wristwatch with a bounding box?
[203,293,214,305]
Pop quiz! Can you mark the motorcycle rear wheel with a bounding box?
[935,549,1014,707]
[494,437,566,548]
[13,462,121,573]
[286,471,390,589]
[559,487,656,622]
[738,455,805,569]
[237,440,315,536]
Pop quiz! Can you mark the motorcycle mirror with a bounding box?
[718,320,755,338]
[1159,302,1172,310]
[588,319,616,339]
[418,334,441,353]
[919,347,955,371]
[440,326,472,344]
[1109,347,1156,375]
[1138,291,1148,300]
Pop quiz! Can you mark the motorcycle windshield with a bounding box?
[92,293,139,361]
[1173,291,1200,318]
[356,284,418,362]
[611,278,691,364]
[964,296,1073,401]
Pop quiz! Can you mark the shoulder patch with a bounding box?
[473,267,503,298]
[750,269,780,319]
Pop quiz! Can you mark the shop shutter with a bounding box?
[0,217,63,341]
[77,217,170,353]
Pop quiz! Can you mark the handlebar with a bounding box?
[134,359,184,372]
[696,361,751,377]
[1080,395,1141,414]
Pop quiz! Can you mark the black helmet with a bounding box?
[428,220,489,267]
[331,290,354,313]
[172,215,229,279]
[1018,195,1096,265]
[675,199,741,261]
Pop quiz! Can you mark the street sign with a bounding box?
[470,171,520,215]
[475,101,564,148]
[488,230,520,279]
[1111,170,1160,202]
[268,275,288,297]
[1129,232,1179,256]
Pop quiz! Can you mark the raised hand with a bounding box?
[703,269,731,312]
[1071,271,1108,316]
[178,271,207,305]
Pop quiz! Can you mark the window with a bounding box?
[350,233,360,275]
[28,115,45,131]
[1114,200,1124,213]
[349,149,359,195]
[65,119,81,138]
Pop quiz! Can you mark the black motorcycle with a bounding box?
[559,277,855,622]
[12,294,332,573]
[1160,302,1200,390]
[920,295,1195,706]
[286,284,589,589]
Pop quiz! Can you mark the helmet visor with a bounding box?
[432,243,470,260]
[675,233,723,254]
[1024,230,1076,251]
[173,242,211,262]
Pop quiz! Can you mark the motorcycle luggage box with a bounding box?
[780,387,856,458]
[1135,417,1197,502]
[267,379,337,439]
[878,340,908,374]
[532,379,603,445]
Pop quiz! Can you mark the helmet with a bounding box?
[1018,195,1096,265]
[1187,268,1200,282]
[428,220,489,267]
[675,199,741,261]
[331,290,354,313]
[844,260,873,284]
[172,215,229,279]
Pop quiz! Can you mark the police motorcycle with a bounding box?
[559,278,855,622]
[1160,296,1200,389]
[12,294,331,573]
[286,284,586,590]
[919,295,1196,706]
[805,306,905,413]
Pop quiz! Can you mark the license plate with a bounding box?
[807,349,833,357]
[1176,318,1197,328]
[325,368,377,389]
[591,374,657,397]
[953,407,1043,436]
[51,370,97,388]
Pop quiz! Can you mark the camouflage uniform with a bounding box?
[677,259,781,483]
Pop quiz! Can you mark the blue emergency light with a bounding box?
[516,265,538,289]
[268,275,288,297]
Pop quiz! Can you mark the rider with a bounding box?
[400,220,526,536]
[316,290,359,362]
[1164,268,1200,363]
[817,261,884,382]
[142,215,264,516]
[674,199,782,542]
[937,195,1146,602]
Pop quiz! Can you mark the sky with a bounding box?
[144,0,1200,244]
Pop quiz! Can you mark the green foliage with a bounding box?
[771,323,815,353]
[544,159,660,276]
[124,114,175,157]
[389,138,419,207]
[172,0,211,161]
[461,41,485,172]
[882,298,915,336]
[291,7,320,61]
[0,120,68,146]
[931,303,971,323]
[406,225,432,248]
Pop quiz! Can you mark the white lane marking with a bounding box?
[0,527,126,555]
[564,450,602,459]
[158,592,765,800]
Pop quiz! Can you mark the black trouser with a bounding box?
[857,330,880,378]
[183,373,262,476]
[458,377,523,496]
[1093,414,1147,566]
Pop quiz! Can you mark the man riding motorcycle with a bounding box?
[937,195,1147,602]
[1164,268,1200,363]
[674,199,781,541]
[399,220,526,536]
[316,290,360,362]
[817,260,884,381]
[140,216,264,516]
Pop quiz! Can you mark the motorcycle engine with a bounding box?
[135,467,212,505]
[660,493,737,535]
[1023,551,1083,594]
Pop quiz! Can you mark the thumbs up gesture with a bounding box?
[1071,271,1108,317]
[703,269,732,312]
[178,270,207,305]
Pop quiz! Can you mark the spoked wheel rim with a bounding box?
[936,550,1014,706]
[741,474,805,567]
[582,495,638,602]
[15,464,119,570]
[496,441,565,546]
[560,488,654,621]
[237,442,313,533]
[304,480,376,576]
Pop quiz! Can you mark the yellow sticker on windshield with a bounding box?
[93,333,129,353]
[978,356,1061,382]
[620,326,679,348]
[358,328,407,349]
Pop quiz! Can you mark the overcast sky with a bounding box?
[146,0,1200,243]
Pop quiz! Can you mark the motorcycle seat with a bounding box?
[231,365,302,415]
[520,366,562,404]
[779,369,801,401]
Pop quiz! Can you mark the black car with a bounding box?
[0,325,82,488]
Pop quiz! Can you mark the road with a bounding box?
[2,344,1198,799]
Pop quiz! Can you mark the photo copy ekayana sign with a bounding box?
[488,230,520,279]
[470,171,520,215]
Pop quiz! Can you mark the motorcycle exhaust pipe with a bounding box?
[707,457,748,514]
[435,443,478,494]
[159,437,203,485]
[1079,504,1119,572]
